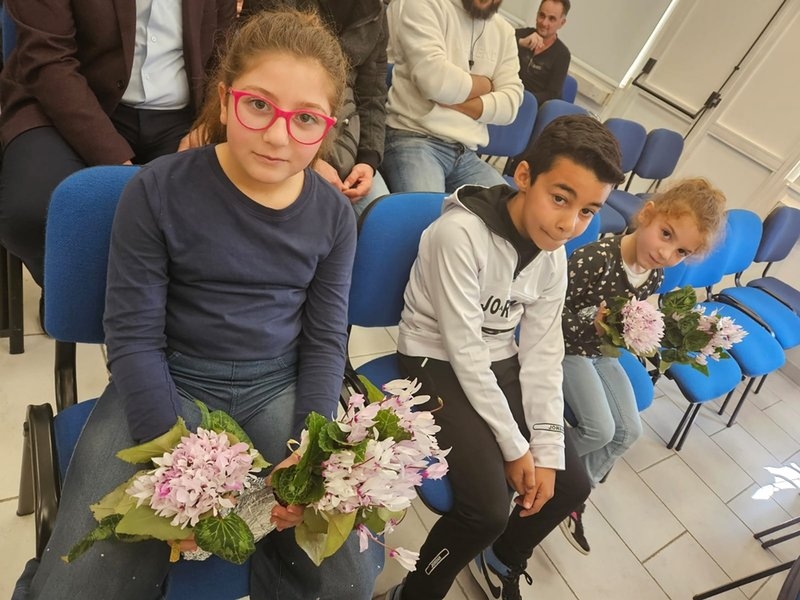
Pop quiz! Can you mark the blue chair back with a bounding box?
[349,192,446,327]
[529,99,588,142]
[677,211,734,290]
[723,209,762,275]
[634,128,684,181]
[565,213,600,257]
[657,263,687,294]
[478,90,538,158]
[44,166,140,342]
[2,4,17,61]
[561,74,578,103]
[386,62,394,87]
[604,118,647,174]
[755,205,800,264]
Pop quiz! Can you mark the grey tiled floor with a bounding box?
[2,271,799,599]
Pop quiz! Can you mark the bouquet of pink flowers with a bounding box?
[64,401,270,565]
[271,378,449,571]
[595,296,665,359]
[658,286,747,374]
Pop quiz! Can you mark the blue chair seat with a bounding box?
[668,355,743,405]
[702,301,785,377]
[748,277,800,316]
[719,287,800,349]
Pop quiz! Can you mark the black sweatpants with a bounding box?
[398,353,591,600]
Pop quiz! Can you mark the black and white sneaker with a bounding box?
[468,550,533,600]
[559,504,591,554]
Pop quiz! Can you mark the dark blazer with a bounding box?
[0,0,236,165]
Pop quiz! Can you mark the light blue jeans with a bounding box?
[381,127,506,193]
[562,355,643,486]
[25,350,381,600]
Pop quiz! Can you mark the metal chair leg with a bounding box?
[668,403,695,449]
[754,373,768,394]
[675,403,702,451]
[1,245,25,354]
[26,403,60,559]
[718,388,735,415]
[17,419,34,516]
[727,377,757,427]
[55,340,78,412]
[692,561,794,599]
[755,515,800,549]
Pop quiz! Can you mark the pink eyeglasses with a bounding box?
[228,88,337,145]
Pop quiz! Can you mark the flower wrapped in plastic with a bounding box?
[64,401,270,565]
[658,286,748,375]
[270,377,450,571]
[593,296,665,359]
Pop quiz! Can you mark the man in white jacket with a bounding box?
[382,0,523,193]
[379,115,624,600]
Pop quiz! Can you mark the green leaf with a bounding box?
[599,343,622,358]
[359,507,406,535]
[270,464,325,506]
[294,509,356,566]
[63,514,124,563]
[193,513,255,565]
[116,419,191,464]
[357,375,386,404]
[318,421,348,454]
[90,471,147,521]
[193,400,270,471]
[62,514,149,563]
[372,409,412,442]
[115,505,192,541]
[690,361,710,376]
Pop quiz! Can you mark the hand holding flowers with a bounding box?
[271,377,449,571]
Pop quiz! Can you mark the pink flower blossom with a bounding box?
[620,299,665,356]
[126,428,259,528]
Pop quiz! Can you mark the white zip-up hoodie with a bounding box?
[386,0,523,150]
[398,185,567,470]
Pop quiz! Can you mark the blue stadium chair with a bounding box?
[347,192,454,515]
[609,128,684,225]
[478,90,538,160]
[561,74,578,103]
[602,117,648,235]
[17,167,253,599]
[747,205,800,315]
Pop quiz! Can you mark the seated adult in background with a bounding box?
[0,0,235,289]
[516,0,570,106]
[503,0,570,178]
[240,0,390,216]
[381,0,523,193]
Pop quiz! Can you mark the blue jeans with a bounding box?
[381,127,506,193]
[562,355,643,486]
[24,351,380,600]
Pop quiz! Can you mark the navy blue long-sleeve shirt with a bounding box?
[104,146,357,442]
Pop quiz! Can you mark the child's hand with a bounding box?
[504,451,537,510]
[516,467,556,517]
[594,301,609,335]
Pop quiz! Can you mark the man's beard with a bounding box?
[461,0,501,19]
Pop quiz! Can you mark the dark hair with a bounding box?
[541,0,571,16]
[522,114,624,186]
[194,9,348,157]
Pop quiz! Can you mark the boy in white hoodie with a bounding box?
[385,115,624,600]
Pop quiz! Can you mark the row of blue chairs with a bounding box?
[658,205,800,450]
